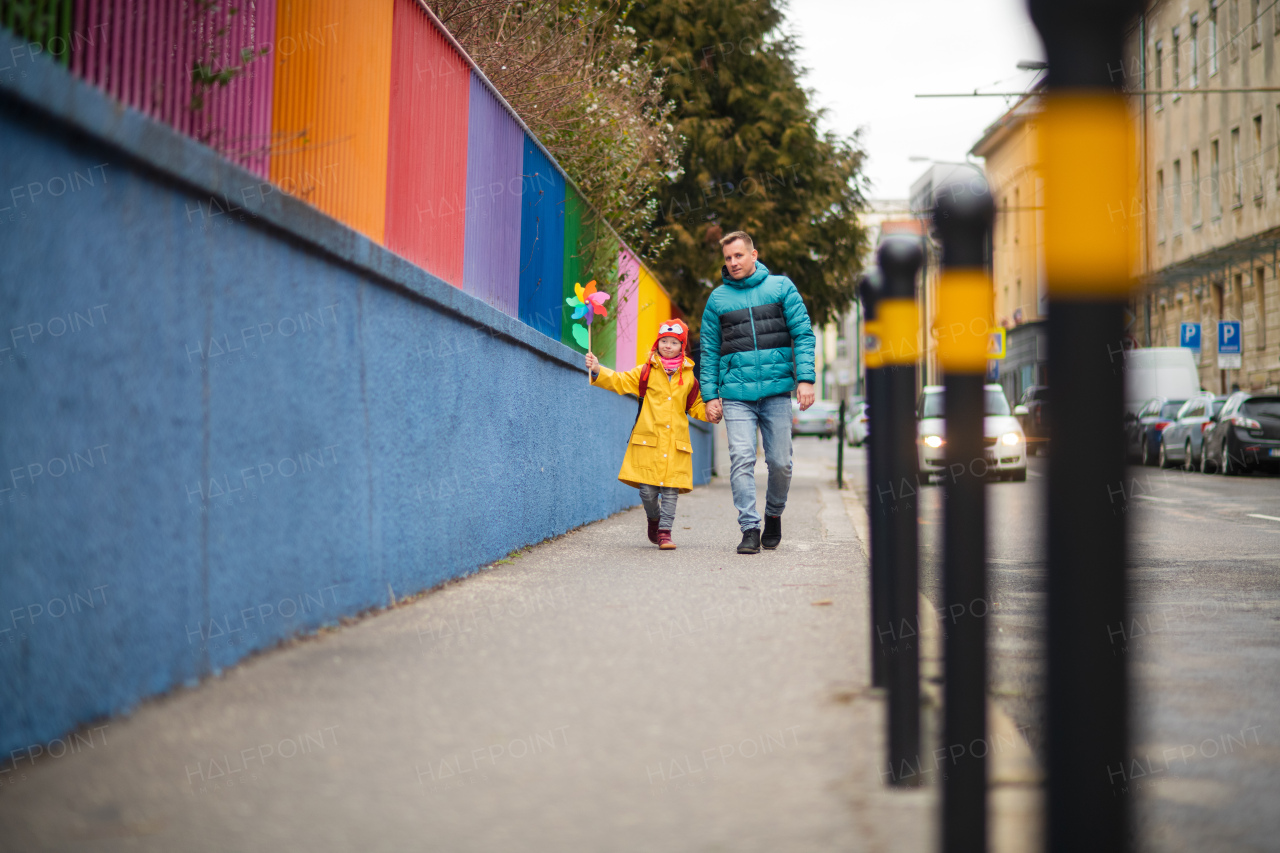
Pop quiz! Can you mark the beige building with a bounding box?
[1130,0,1280,393]
[823,198,911,403]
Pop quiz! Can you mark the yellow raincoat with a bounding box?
[592,354,708,493]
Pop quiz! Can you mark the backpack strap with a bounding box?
[685,376,701,414]
[632,360,653,429]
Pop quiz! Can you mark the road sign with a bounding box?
[987,327,1006,360]
[1219,321,1242,368]
[1180,322,1201,350]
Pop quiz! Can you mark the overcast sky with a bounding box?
[786,0,1047,202]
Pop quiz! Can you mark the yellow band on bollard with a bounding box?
[877,299,919,366]
[936,269,992,373]
[1041,92,1136,297]
[863,319,883,370]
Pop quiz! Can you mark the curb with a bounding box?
[838,479,1044,853]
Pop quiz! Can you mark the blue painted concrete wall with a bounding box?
[0,36,712,757]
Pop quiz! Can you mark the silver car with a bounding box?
[917,384,1027,482]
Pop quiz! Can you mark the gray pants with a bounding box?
[638,484,679,530]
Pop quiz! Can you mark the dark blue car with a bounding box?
[1126,397,1188,466]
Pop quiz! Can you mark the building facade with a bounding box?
[1129,0,1280,393]
[971,92,1049,404]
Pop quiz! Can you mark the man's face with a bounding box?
[656,336,682,358]
[722,239,758,280]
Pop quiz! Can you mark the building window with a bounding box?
[1252,0,1262,46]
[1191,18,1200,87]
[1001,195,1008,244]
[1232,127,1243,206]
[1231,0,1241,61]
[1192,151,1202,225]
[1155,40,1164,108]
[1255,115,1265,200]
[1173,29,1182,98]
[1210,8,1220,75]
[1173,159,1183,233]
[1258,266,1268,348]
[1211,139,1223,218]
[1157,169,1166,242]
[1014,187,1020,244]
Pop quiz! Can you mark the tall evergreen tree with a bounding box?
[631,0,870,331]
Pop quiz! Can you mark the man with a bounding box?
[700,231,816,554]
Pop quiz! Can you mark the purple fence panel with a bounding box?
[462,71,523,317]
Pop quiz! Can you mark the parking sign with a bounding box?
[1180,322,1201,349]
[1218,321,1242,368]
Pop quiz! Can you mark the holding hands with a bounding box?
[705,399,723,424]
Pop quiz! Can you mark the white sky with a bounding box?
[787,0,1047,202]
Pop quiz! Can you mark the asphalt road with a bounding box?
[842,437,1280,853]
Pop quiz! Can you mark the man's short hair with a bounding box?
[719,230,754,251]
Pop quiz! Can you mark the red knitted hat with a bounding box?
[651,319,688,353]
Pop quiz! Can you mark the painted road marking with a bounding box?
[1027,470,1044,479]
[1134,495,1181,503]
[1246,513,1280,522]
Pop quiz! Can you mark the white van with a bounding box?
[1123,348,1201,413]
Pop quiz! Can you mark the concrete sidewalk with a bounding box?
[1,440,984,852]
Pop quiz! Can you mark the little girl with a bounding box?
[586,320,707,549]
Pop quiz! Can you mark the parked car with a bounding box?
[916,384,1027,482]
[846,402,870,447]
[1201,392,1280,475]
[792,400,839,438]
[1125,397,1188,465]
[1123,348,1200,414]
[1013,385,1049,455]
[1157,395,1227,470]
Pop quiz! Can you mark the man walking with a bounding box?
[700,231,816,554]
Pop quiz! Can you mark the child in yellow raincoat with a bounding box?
[586,319,707,550]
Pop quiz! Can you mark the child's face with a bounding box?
[656,336,682,358]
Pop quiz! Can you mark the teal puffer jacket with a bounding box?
[699,262,816,402]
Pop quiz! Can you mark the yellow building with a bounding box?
[971,93,1049,403]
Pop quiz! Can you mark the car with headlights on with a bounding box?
[1201,392,1280,475]
[917,384,1027,482]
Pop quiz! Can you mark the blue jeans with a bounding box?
[722,394,793,531]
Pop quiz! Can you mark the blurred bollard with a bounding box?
[1028,3,1140,852]
[875,236,923,787]
[858,271,888,691]
[837,398,846,489]
[933,176,996,852]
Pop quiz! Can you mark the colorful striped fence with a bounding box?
[0,0,682,368]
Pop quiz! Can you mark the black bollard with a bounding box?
[858,271,888,691]
[837,398,846,489]
[1028,3,1138,852]
[875,236,923,787]
[933,176,997,852]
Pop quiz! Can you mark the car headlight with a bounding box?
[923,435,944,448]
[1001,432,1020,446]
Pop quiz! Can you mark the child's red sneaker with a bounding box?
[647,517,660,544]
[657,529,676,550]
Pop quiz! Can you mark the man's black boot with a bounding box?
[761,515,782,549]
[737,528,761,554]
